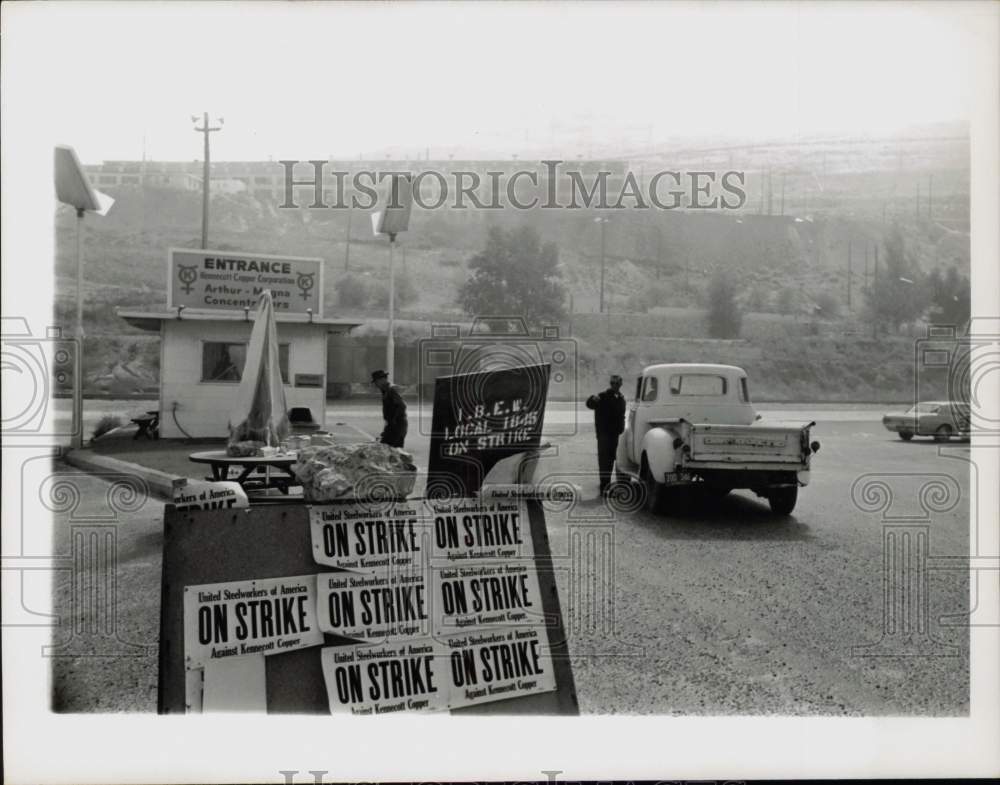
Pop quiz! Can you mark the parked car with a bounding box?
[882,401,971,441]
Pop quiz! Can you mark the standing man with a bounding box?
[371,369,408,448]
[586,374,627,496]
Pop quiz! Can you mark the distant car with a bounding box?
[882,401,971,442]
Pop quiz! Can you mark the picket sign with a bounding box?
[172,478,248,512]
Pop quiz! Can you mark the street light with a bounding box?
[371,174,413,380]
[192,113,223,248]
[54,145,114,449]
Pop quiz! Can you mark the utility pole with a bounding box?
[847,240,852,311]
[872,243,879,340]
[192,112,223,249]
[344,208,352,270]
[594,216,610,314]
[600,218,607,314]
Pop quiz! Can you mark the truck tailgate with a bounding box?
[687,421,814,465]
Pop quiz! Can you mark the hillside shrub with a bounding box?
[705,271,743,338]
[336,274,370,309]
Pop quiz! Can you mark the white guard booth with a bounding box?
[118,248,359,438]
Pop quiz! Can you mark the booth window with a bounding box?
[201,342,290,383]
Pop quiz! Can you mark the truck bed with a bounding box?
[685,421,814,467]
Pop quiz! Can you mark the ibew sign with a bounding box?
[168,248,323,314]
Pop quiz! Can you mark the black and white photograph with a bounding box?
[2,1,998,782]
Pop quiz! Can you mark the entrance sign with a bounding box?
[427,364,549,496]
[168,248,323,314]
[183,574,324,669]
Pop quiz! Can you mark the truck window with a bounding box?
[668,374,727,396]
[641,376,658,402]
[634,376,643,402]
[739,377,750,403]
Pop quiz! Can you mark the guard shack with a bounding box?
[118,248,359,438]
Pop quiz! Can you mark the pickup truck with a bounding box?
[614,363,820,515]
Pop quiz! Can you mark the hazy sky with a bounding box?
[2,2,989,163]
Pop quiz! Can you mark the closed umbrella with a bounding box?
[228,290,290,447]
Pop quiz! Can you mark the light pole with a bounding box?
[191,113,223,249]
[54,146,113,449]
[387,232,397,380]
[371,174,413,381]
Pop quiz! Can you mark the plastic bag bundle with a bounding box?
[226,440,265,458]
[293,442,417,501]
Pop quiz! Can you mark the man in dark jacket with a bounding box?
[586,374,627,496]
[371,369,408,448]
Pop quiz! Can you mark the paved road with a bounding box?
[50,398,892,446]
[47,410,969,714]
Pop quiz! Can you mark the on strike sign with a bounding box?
[310,501,427,572]
[183,575,324,669]
[321,639,444,714]
[317,571,430,641]
[320,628,556,714]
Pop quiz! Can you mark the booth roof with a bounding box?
[117,308,361,333]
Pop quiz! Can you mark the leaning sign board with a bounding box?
[158,500,577,715]
[427,363,549,496]
[167,248,323,314]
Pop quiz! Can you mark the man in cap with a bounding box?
[371,369,408,448]
[586,374,627,496]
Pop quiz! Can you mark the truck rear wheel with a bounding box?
[768,486,798,515]
[899,431,914,441]
[640,457,667,514]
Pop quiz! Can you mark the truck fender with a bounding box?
[640,425,683,480]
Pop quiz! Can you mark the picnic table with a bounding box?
[188,450,299,494]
